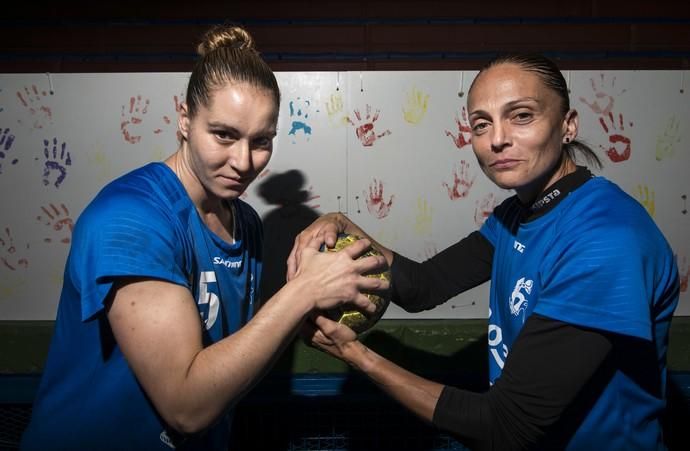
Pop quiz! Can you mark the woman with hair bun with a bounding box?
[21,24,388,450]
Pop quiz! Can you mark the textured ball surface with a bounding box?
[321,234,391,334]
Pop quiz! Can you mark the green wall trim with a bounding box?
[1,317,689,374]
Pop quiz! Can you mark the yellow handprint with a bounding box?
[402,87,429,125]
[637,184,655,217]
[655,115,681,161]
[325,93,348,126]
[415,197,433,235]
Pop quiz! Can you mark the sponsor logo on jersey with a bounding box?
[530,188,561,211]
[509,277,532,316]
[513,240,526,253]
[160,431,175,448]
[213,256,241,268]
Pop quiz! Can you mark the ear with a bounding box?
[562,109,579,143]
[177,102,190,141]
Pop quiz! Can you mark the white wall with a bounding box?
[0,70,688,319]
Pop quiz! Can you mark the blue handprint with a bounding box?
[41,137,72,188]
[288,97,313,142]
[0,128,17,174]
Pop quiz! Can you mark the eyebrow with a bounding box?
[469,97,541,117]
[207,122,277,137]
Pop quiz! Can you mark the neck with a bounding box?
[516,156,576,206]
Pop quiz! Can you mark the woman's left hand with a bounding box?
[301,314,359,362]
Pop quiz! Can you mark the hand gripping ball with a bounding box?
[320,234,391,334]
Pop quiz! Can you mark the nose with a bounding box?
[230,139,252,174]
[490,122,510,153]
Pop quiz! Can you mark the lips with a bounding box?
[490,159,520,169]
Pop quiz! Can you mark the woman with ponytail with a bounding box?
[22,24,388,450]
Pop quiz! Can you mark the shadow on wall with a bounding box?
[256,169,320,303]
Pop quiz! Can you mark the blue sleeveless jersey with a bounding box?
[480,176,679,450]
[22,162,263,450]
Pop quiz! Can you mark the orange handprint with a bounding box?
[0,227,29,271]
[37,203,74,244]
[16,84,53,129]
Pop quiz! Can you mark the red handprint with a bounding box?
[445,106,472,149]
[37,203,74,244]
[578,74,626,116]
[679,256,689,293]
[16,84,53,129]
[474,192,497,226]
[306,185,321,210]
[598,111,633,163]
[443,160,476,200]
[347,105,391,147]
[364,179,394,219]
[154,93,185,141]
[0,227,29,271]
[121,95,150,144]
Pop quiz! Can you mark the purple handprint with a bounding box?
[0,128,17,174]
[40,137,72,188]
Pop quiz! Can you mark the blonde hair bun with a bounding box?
[197,25,256,56]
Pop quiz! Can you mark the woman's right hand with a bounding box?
[291,235,389,313]
[287,212,354,281]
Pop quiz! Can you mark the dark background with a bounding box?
[1,0,690,73]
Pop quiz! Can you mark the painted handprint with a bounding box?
[443,160,476,200]
[306,185,321,210]
[598,111,633,163]
[120,95,150,144]
[0,127,17,174]
[402,87,429,125]
[154,92,185,140]
[636,185,655,218]
[415,197,432,234]
[474,192,497,226]
[364,178,394,219]
[40,137,72,188]
[0,227,29,271]
[16,84,53,129]
[347,105,391,147]
[325,93,348,126]
[679,255,689,293]
[655,115,681,161]
[37,203,74,244]
[445,106,472,149]
[578,74,626,116]
[288,97,313,142]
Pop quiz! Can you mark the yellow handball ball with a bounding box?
[320,234,391,334]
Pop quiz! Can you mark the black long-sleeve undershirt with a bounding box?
[390,230,494,313]
[387,166,618,449]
